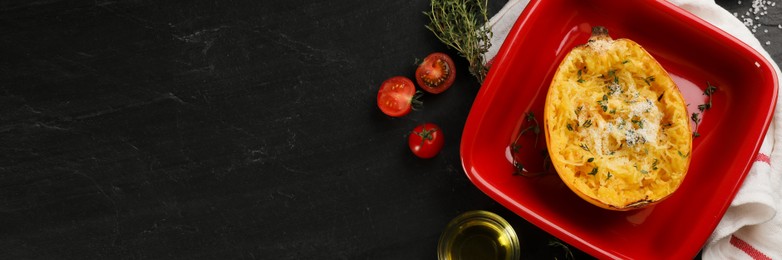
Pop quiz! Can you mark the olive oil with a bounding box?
[438,211,519,260]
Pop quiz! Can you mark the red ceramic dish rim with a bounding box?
[460,0,778,258]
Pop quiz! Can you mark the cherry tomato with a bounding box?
[408,123,444,159]
[415,52,456,94]
[377,76,421,117]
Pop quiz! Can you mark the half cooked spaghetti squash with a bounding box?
[544,26,692,211]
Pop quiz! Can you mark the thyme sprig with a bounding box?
[698,82,717,112]
[548,239,575,260]
[425,0,492,83]
[693,82,717,137]
[691,112,701,137]
[510,112,547,176]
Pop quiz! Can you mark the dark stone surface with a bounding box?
[0,0,779,259]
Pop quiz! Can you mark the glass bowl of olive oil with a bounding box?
[438,210,520,260]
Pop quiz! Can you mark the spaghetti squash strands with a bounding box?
[544,26,692,211]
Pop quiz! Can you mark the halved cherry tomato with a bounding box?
[415,52,456,94]
[408,123,444,159]
[377,76,420,117]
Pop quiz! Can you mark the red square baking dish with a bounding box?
[460,0,778,259]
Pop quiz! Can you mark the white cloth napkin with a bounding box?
[484,0,782,259]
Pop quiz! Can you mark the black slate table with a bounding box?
[2,0,780,259]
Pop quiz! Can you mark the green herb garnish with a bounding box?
[588,167,598,175]
[704,82,717,95]
[425,0,492,82]
[587,157,594,163]
[644,76,655,86]
[598,95,609,112]
[652,159,659,170]
[580,143,590,152]
[691,112,701,137]
[698,82,717,112]
[632,119,644,129]
[510,111,546,176]
[582,119,592,128]
[607,69,618,84]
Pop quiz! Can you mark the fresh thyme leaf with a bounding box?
[566,123,573,131]
[587,157,594,163]
[652,159,659,170]
[513,161,525,175]
[577,78,585,83]
[657,91,665,102]
[598,95,609,112]
[690,82,716,137]
[588,167,598,175]
[606,172,613,180]
[697,82,717,113]
[425,0,492,82]
[640,169,648,174]
[582,119,592,128]
[580,143,590,152]
[691,112,701,138]
[644,76,655,86]
[510,144,521,153]
[691,113,701,124]
[632,119,644,129]
[606,69,619,84]
[704,82,717,96]
[622,60,629,64]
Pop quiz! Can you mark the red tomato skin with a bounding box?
[377,76,416,117]
[408,123,444,159]
[415,52,456,94]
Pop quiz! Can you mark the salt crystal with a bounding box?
[766,41,771,45]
